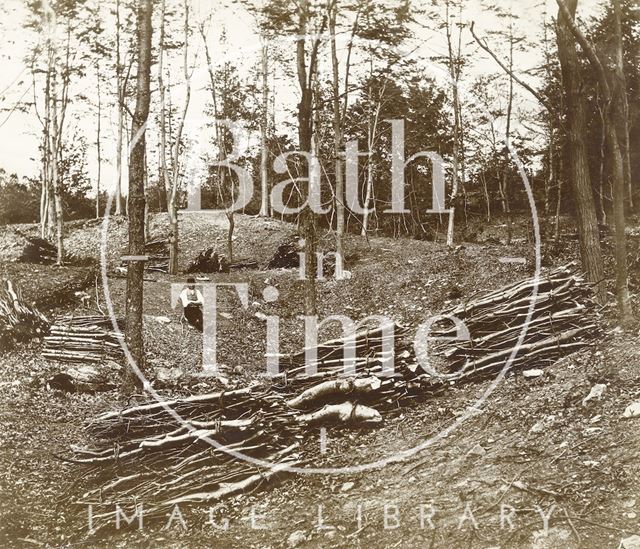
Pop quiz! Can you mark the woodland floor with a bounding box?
[0,211,639,548]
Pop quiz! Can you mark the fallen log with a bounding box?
[47,361,121,393]
[295,401,383,426]
[286,377,382,409]
[229,259,258,271]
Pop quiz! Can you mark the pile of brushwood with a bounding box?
[186,248,229,274]
[69,264,600,530]
[18,234,58,264]
[267,240,337,275]
[267,241,300,269]
[186,248,259,273]
[43,315,124,363]
[0,279,49,350]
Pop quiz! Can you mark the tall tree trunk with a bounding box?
[502,19,514,246]
[39,169,48,237]
[328,0,344,277]
[116,110,123,215]
[259,42,270,217]
[46,40,56,241]
[200,22,234,261]
[115,0,123,216]
[543,15,554,220]
[167,184,179,276]
[545,127,553,218]
[47,180,56,240]
[445,0,461,247]
[613,0,633,210]
[610,0,633,319]
[361,60,382,236]
[144,147,150,241]
[226,208,235,261]
[555,0,606,304]
[480,171,491,222]
[297,0,320,315]
[123,0,152,393]
[157,148,167,211]
[96,61,102,219]
[40,55,51,238]
[157,0,170,214]
[554,171,563,243]
[53,25,72,258]
[50,68,64,264]
[557,0,632,322]
[168,0,192,275]
[455,4,467,227]
[361,115,375,235]
[596,92,607,223]
[608,111,633,323]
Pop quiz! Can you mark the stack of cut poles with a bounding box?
[43,315,124,363]
[229,258,258,271]
[432,264,600,378]
[69,264,600,529]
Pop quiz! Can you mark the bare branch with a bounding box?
[555,0,610,101]
[470,21,557,116]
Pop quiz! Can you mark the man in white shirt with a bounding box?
[179,277,204,331]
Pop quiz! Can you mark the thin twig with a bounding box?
[563,507,582,545]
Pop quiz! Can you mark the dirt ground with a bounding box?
[0,212,639,548]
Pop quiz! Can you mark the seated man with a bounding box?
[179,277,204,331]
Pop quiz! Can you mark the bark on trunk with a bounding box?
[555,0,606,304]
[557,0,632,321]
[613,0,633,210]
[297,0,320,315]
[502,19,515,246]
[554,171,563,243]
[607,114,633,323]
[168,0,192,276]
[361,63,383,236]
[259,43,270,217]
[226,210,234,262]
[610,0,633,321]
[329,2,344,278]
[123,0,152,393]
[200,22,233,261]
[481,171,491,222]
[445,0,462,247]
[115,0,123,216]
[596,94,607,224]
[143,148,150,241]
[50,68,64,264]
[96,61,102,219]
[40,55,52,238]
[168,200,179,275]
[157,0,170,213]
